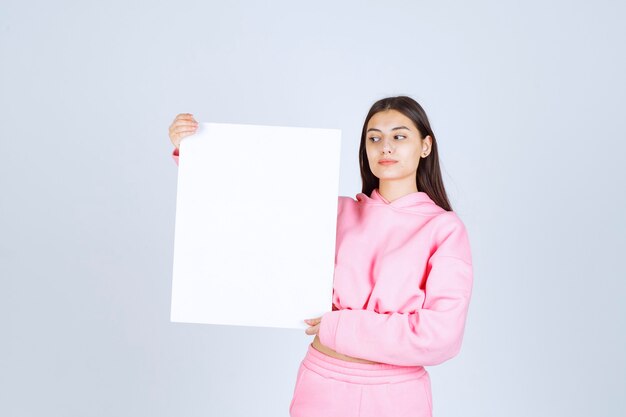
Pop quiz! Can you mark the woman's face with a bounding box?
[365,109,431,186]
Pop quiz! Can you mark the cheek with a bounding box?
[366,150,380,172]
[397,148,421,170]
[407,143,422,163]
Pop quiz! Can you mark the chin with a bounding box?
[374,175,400,181]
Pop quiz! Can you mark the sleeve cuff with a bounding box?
[318,310,341,351]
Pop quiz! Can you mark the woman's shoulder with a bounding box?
[430,210,472,262]
[338,195,357,203]
[336,193,362,206]
[431,210,470,240]
[336,195,356,216]
[433,209,466,227]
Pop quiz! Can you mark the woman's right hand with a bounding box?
[168,113,199,150]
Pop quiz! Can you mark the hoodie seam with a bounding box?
[358,202,444,216]
[429,254,473,266]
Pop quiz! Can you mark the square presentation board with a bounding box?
[170,122,342,329]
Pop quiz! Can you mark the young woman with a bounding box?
[168,96,473,417]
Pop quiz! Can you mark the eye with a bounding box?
[368,135,406,142]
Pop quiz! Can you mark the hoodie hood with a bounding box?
[355,188,445,215]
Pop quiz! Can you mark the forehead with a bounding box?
[367,109,415,130]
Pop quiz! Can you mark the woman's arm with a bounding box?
[318,219,474,367]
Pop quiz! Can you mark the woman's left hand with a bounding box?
[304,316,322,335]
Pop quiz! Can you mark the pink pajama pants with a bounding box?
[289,344,433,417]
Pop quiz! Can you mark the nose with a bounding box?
[381,136,394,154]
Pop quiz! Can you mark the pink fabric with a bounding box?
[290,344,432,417]
[171,146,473,367]
[318,190,473,366]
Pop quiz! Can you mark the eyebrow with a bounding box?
[366,126,412,133]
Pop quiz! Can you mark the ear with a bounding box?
[422,135,433,153]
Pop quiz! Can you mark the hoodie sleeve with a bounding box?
[172,148,179,166]
[318,215,473,366]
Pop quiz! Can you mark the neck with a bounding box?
[378,180,419,203]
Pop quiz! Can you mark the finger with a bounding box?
[176,113,195,120]
[169,125,195,138]
[175,120,198,126]
[173,123,198,132]
[305,324,320,336]
[173,121,198,132]
[172,116,195,127]
[304,320,321,329]
[173,126,198,136]
[171,115,191,127]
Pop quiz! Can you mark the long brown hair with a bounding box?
[359,96,453,211]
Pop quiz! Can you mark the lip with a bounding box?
[378,159,398,165]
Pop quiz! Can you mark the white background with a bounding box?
[1,1,624,416]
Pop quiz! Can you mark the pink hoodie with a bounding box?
[171,148,473,367]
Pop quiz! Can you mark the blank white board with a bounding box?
[170,122,342,329]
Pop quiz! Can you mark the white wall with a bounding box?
[1,0,624,416]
